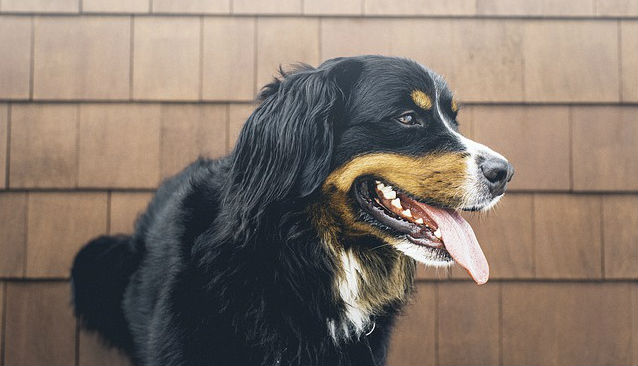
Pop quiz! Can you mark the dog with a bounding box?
[71,55,513,365]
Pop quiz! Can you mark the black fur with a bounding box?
[71,56,471,365]
[71,234,140,356]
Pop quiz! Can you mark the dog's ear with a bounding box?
[230,59,363,213]
[322,57,363,103]
[296,59,363,197]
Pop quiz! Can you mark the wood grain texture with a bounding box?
[0,282,3,364]
[523,20,618,102]
[78,104,161,188]
[621,21,638,102]
[534,194,602,279]
[0,104,6,188]
[438,282,500,365]
[322,19,524,102]
[456,106,473,139]
[160,104,227,178]
[256,18,319,90]
[603,195,638,279]
[502,282,638,365]
[4,281,76,365]
[33,16,131,100]
[303,0,362,15]
[152,0,230,14]
[202,17,255,101]
[109,192,154,234]
[1,0,78,12]
[478,0,594,16]
[365,0,476,15]
[82,0,149,13]
[439,19,524,102]
[386,282,436,366]
[451,194,535,279]
[232,0,301,14]
[0,193,27,278]
[133,17,200,100]
[0,17,31,99]
[472,106,570,191]
[320,18,391,60]
[26,192,107,278]
[595,0,638,16]
[9,104,78,188]
[0,9,635,366]
[571,106,638,191]
[228,103,255,151]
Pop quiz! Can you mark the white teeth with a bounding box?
[415,218,424,224]
[402,209,412,218]
[434,228,442,239]
[391,198,402,209]
[376,182,398,199]
[381,188,396,200]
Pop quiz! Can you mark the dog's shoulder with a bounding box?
[134,156,229,251]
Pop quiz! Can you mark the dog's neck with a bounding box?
[328,249,372,341]
[311,203,416,342]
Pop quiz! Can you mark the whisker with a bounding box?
[369,243,393,251]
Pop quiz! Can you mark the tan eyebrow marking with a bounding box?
[451,99,459,113]
[410,90,432,110]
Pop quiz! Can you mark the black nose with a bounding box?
[480,158,514,196]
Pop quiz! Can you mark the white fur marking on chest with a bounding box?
[328,250,373,342]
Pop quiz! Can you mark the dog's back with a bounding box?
[72,158,226,364]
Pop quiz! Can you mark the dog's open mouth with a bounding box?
[354,177,489,284]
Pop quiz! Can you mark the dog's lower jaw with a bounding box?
[394,239,455,267]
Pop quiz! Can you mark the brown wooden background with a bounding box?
[0,1,637,365]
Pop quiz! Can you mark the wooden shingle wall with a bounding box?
[0,1,636,365]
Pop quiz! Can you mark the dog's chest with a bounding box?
[328,250,375,341]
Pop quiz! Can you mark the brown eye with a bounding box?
[396,112,417,125]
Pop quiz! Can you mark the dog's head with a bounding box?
[231,55,513,286]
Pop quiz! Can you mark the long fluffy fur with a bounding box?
[70,55,505,365]
[72,58,403,365]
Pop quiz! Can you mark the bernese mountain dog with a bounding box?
[71,55,513,365]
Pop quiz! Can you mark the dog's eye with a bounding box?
[395,112,417,125]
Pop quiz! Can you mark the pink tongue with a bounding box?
[416,204,489,285]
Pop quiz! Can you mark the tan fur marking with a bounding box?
[323,152,469,205]
[349,245,415,312]
[311,199,415,326]
[309,152,469,327]
[451,99,459,113]
[410,90,432,110]
[317,152,470,245]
